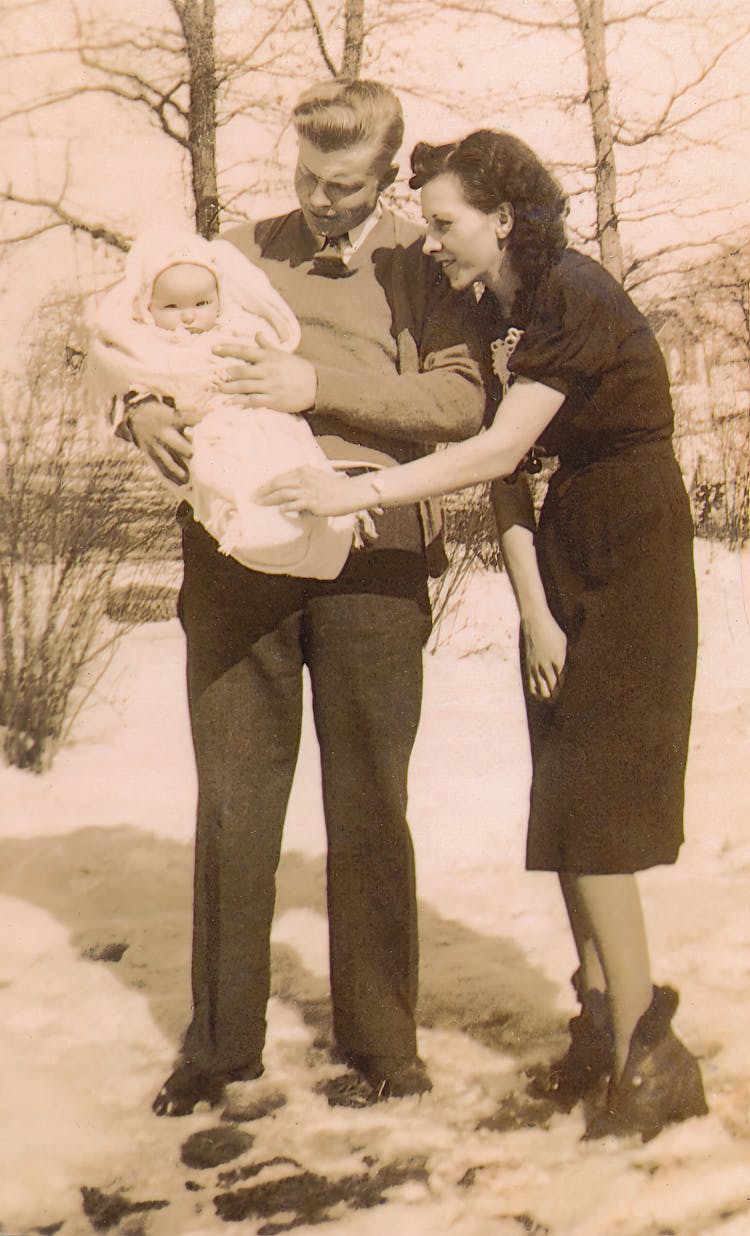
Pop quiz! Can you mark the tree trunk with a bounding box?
[180,0,219,237]
[575,0,624,282]
[341,0,365,78]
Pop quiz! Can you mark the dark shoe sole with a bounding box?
[153,1060,264,1118]
[318,1064,432,1108]
[153,1064,227,1117]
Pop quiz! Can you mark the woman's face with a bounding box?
[421,172,510,291]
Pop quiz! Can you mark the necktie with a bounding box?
[310,233,352,278]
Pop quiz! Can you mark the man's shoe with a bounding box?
[153,1058,264,1118]
[319,1057,432,1108]
[152,1061,226,1117]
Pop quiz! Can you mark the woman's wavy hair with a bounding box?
[292,79,404,178]
[410,129,568,292]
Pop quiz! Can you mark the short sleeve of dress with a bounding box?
[509,252,623,396]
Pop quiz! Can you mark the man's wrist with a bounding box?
[124,395,159,446]
[304,361,318,413]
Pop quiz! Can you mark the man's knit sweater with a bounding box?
[225,208,486,468]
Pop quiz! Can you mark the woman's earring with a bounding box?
[495,204,514,241]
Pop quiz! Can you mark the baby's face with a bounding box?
[149,263,219,332]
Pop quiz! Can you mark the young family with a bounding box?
[92,78,707,1144]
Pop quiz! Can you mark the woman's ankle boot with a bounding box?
[526,971,614,1112]
[586,985,708,1142]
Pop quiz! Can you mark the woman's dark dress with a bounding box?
[487,249,697,874]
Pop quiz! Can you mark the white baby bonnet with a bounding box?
[127,227,301,349]
[88,228,301,407]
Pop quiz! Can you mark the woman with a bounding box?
[259,129,707,1141]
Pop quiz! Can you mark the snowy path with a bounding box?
[0,540,749,1236]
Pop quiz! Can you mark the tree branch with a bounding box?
[0,77,190,148]
[623,230,743,291]
[431,0,578,32]
[614,31,750,147]
[0,190,130,251]
[300,0,338,76]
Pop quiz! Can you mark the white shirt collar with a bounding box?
[340,200,383,261]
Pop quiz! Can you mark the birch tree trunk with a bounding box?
[177,0,219,238]
[341,0,365,78]
[574,0,624,282]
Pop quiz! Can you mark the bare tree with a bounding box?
[0,0,369,245]
[179,0,219,237]
[573,0,623,280]
[428,0,750,284]
[3,0,748,281]
[303,0,366,78]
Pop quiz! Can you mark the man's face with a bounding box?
[294,136,393,239]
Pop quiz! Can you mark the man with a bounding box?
[127,79,486,1116]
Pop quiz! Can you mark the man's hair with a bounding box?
[292,79,404,174]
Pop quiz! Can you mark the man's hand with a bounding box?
[214,336,317,413]
[127,398,193,485]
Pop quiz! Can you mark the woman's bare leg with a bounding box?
[558,872,605,995]
[561,871,653,1078]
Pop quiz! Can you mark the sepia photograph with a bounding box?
[1,1,749,1233]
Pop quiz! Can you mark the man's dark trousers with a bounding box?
[178,516,432,1078]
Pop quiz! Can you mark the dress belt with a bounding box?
[549,438,675,500]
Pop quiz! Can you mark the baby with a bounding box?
[89,230,356,579]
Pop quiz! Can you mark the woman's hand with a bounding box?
[257,467,372,516]
[521,607,568,701]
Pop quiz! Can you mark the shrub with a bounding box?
[428,484,502,651]
[0,299,155,772]
[681,412,750,547]
[106,581,178,624]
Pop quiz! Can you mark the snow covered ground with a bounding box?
[1,538,749,1236]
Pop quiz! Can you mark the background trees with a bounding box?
[2,0,748,272]
[661,239,750,542]
[1,0,749,771]
[0,0,375,246]
[430,0,750,285]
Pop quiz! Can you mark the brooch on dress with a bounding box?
[490,326,547,484]
[490,326,524,393]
